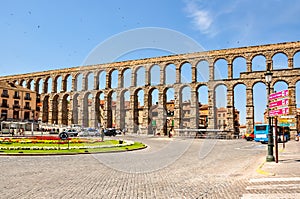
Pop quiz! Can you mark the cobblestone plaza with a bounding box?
[1,136,299,198]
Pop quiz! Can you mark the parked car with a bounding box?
[60,129,78,137]
[104,128,117,136]
[244,131,254,141]
[78,128,100,137]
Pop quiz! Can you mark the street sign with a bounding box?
[269,98,290,108]
[269,89,289,100]
[269,107,290,117]
[280,115,296,118]
[278,118,296,123]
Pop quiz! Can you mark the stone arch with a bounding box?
[214,84,228,129]
[233,83,247,132]
[179,85,192,129]
[149,64,160,86]
[108,69,118,89]
[272,52,288,70]
[36,78,43,94]
[96,70,107,90]
[165,63,176,85]
[61,94,70,125]
[293,51,300,68]
[251,54,266,71]
[63,74,72,92]
[72,93,80,125]
[51,94,60,124]
[133,88,145,133]
[82,92,94,127]
[119,89,130,130]
[107,90,117,127]
[42,95,50,123]
[196,60,209,82]
[232,56,247,78]
[134,66,146,87]
[180,62,192,83]
[44,76,52,93]
[214,58,228,80]
[52,75,61,93]
[95,91,105,127]
[253,82,267,123]
[85,71,94,91]
[122,68,132,88]
[75,73,83,91]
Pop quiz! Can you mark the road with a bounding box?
[0,136,296,198]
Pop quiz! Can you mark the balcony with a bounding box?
[0,103,9,108]
[24,96,31,100]
[13,95,20,99]
[24,106,31,110]
[13,104,20,109]
[1,93,9,98]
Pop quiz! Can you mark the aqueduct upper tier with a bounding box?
[1,41,300,136]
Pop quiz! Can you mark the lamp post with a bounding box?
[265,70,275,162]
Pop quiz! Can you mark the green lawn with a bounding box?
[0,140,146,155]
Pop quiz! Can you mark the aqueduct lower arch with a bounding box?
[1,41,300,136]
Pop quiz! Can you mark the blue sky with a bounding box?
[1,0,300,125]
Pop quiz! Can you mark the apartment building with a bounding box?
[0,82,37,121]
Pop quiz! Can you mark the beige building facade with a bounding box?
[0,82,37,121]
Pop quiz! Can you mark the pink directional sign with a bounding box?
[269,98,289,108]
[269,90,289,100]
[269,107,290,117]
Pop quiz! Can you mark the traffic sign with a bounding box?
[269,107,290,117]
[269,89,289,100]
[269,98,289,109]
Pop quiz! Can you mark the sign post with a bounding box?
[268,89,292,163]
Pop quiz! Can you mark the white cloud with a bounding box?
[184,1,214,35]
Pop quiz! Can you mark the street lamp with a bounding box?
[265,69,275,162]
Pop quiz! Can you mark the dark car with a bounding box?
[104,128,117,136]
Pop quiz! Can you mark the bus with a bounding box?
[254,124,270,143]
[254,124,290,143]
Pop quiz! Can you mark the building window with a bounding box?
[1,89,9,98]
[1,99,8,108]
[25,93,31,100]
[223,113,226,117]
[13,100,20,108]
[14,91,20,99]
[13,110,19,119]
[25,102,31,110]
[1,110,8,120]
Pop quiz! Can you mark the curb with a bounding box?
[256,146,286,176]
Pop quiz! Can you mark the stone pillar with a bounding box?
[143,90,150,134]
[82,76,87,91]
[118,72,123,88]
[48,99,53,124]
[94,74,99,90]
[207,88,216,129]
[43,80,48,94]
[102,94,109,128]
[57,98,63,125]
[160,66,165,85]
[246,61,252,72]
[52,78,56,93]
[209,62,214,81]
[68,97,73,125]
[176,66,180,83]
[62,79,67,92]
[132,70,136,87]
[72,77,77,92]
[156,90,166,135]
[245,88,254,133]
[228,61,233,79]
[115,92,121,129]
[90,97,96,128]
[288,86,297,136]
[226,89,234,135]
[145,67,150,86]
[173,89,181,130]
[34,79,39,93]
[190,88,198,129]
[288,57,294,69]
[191,63,197,83]
[131,93,138,133]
